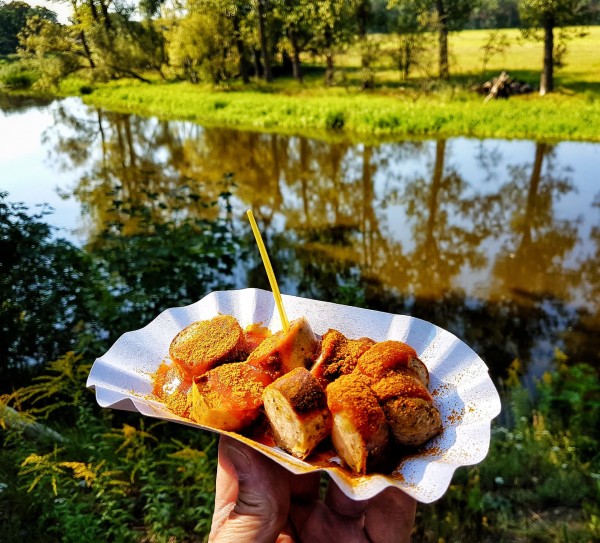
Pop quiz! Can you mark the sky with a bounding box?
[22,0,72,24]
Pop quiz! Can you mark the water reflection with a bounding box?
[0,92,54,113]
[33,100,600,380]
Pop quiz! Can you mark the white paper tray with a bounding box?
[87,288,501,502]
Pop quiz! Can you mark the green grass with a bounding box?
[79,81,600,143]
[47,27,600,142]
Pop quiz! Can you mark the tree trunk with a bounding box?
[80,30,95,69]
[325,52,334,86]
[426,139,445,257]
[0,405,65,444]
[231,14,250,84]
[289,31,303,82]
[252,48,263,79]
[257,0,273,82]
[361,145,376,269]
[520,142,547,248]
[540,14,555,95]
[299,137,310,225]
[512,142,547,291]
[87,0,99,23]
[357,0,372,86]
[99,0,112,31]
[436,0,449,80]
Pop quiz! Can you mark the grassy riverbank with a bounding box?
[54,27,600,143]
[76,81,599,142]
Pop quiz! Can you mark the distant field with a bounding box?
[327,27,600,91]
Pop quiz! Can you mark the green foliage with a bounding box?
[389,0,481,78]
[469,0,522,28]
[88,183,240,332]
[17,15,84,90]
[416,356,600,542]
[480,30,511,72]
[1,365,217,541]
[0,0,57,56]
[78,79,600,142]
[518,0,594,92]
[0,59,37,88]
[165,8,240,84]
[0,191,234,541]
[537,351,600,454]
[325,109,345,129]
[0,193,109,389]
[519,0,591,28]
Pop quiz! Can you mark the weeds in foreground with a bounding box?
[1,351,599,542]
[1,351,217,543]
[416,356,600,543]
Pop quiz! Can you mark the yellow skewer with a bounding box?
[246,209,290,332]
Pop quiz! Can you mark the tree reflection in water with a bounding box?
[43,103,600,382]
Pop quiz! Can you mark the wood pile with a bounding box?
[471,71,534,102]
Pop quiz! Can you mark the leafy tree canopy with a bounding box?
[0,0,57,55]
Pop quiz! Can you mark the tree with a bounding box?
[165,8,239,84]
[468,0,520,28]
[0,193,109,389]
[519,0,590,95]
[17,0,166,86]
[17,15,84,88]
[277,0,315,82]
[256,0,274,82]
[312,0,357,86]
[389,0,479,80]
[0,0,56,55]
[387,0,431,79]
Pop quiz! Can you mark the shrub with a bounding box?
[325,110,345,130]
[0,62,37,89]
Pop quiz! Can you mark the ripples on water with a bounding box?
[1,93,599,383]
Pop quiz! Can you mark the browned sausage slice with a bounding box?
[371,371,442,447]
[247,317,319,379]
[263,367,331,459]
[169,315,248,378]
[189,361,273,431]
[354,340,429,387]
[311,329,375,387]
[326,374,389,474]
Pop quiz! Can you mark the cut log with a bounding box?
[0,404,65,443]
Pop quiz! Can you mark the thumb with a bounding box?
[210,436,290,543]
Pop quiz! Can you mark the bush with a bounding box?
[325,110,345,130]
[415,357,600,542]
[0,62,37,89]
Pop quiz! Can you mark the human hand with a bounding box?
[209,435,416,543]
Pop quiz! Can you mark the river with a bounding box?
[1,93,599,383]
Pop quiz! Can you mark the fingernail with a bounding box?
[226,444,251,480]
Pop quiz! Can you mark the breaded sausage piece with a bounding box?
[170,315,248,378]
[247,317,319,379]
[354,340,429,388]
[189,362,273,431]
[311,329,375,387]
[371,371,442,447]
[326,374,389,474]
[152,360,193,418]
[263,367,331,459]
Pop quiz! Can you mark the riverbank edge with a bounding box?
[71,81,600,144]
